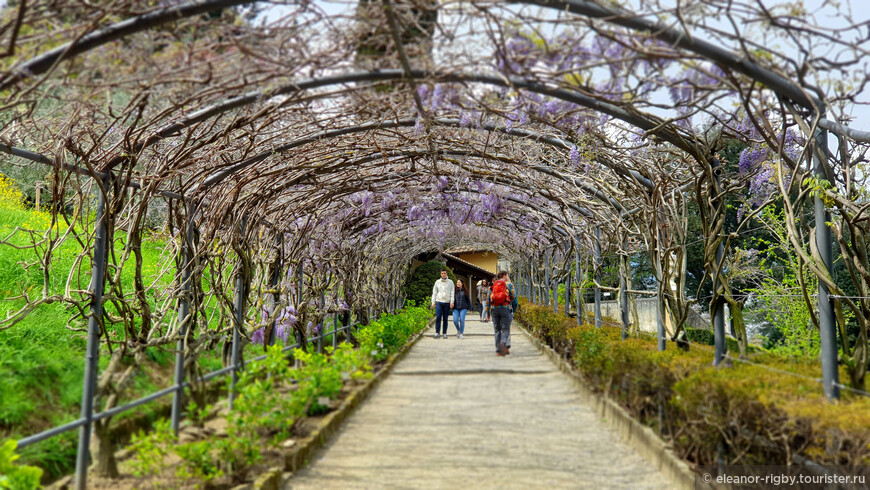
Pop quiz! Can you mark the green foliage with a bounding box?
[129,419,175,478]
[514,299,576,355]
[403,261,456,308]
[748,205,819,356]
[174,440,223,484]
[515,298,870,467]
[357,306,431,362]
[329,343,373,383]
[293,349,344,416]
[0,177,207,478]
[685,327,714,346]
[233,344,298,442]
[185,401,213,427]
[0,439,42,490]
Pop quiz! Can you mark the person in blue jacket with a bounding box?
[452,279,472,339]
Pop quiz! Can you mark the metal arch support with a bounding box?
[75,180,109,490]
[575,247,582,326]
[564,268,571,316]
[710,158,728,366]
[227,145,599,220]
[813,119,840,400]
[95,69,700,174]
[594,227,602,329]
[619,239,629,340]
[268,235,283,347]
[8,0,868,143]
[228,218,249,411]
[170,201,197,435]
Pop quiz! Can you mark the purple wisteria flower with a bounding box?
[252,327,265,345]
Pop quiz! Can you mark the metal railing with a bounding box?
[15,313,359,460]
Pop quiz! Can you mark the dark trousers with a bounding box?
[435,302,450,334]
[491,307,512,349]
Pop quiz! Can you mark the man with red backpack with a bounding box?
[489,270,518,356]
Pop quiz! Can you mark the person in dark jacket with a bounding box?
[452,279,472,339]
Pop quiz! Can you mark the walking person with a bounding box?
[489,270,518,356]
[430,268,455,338]
[452,280,471,339]
[477,279,490,321]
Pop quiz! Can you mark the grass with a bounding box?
[0,176,215,481]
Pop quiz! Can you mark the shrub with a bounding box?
[685,327,714,345]
[0,439,42,490]
[513,297,870,469]
[357,306,430,361]
[129,419,175,478]
[293,349,344,416]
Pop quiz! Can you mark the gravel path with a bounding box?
[285,317,672,489]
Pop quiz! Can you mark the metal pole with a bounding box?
[552,263,558,314]
[170,203,195,435]
[317,291,325,353]
[75,181,109,490]
[531,266,537,304]
[620,249,629,340]
[711,158,727,366]
[228,215,248,411]
[655,208,667,351]
[295,262,304,348]
[269,237,282,347]
[594,227,602,329]
[813,119,840,400]
[228,264,245,410]
[333,312,338,350]
[575,249,582,326]
[564,273,571,316]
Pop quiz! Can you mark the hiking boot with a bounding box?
[504,346,510,355]
[497,342,507,356]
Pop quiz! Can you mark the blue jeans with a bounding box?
[491,307,512,349]
[452,308,468,334]
[435,302,450,334]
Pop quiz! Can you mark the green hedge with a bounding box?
[515,299,870,468]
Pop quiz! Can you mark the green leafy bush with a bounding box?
[685,327,714,345]
[293,349,344,416]
[233,343,299,441]
[357,306,430,361]
[174,440,223,483]
[513,298,870,468]
[0,439,42,490]
[126,307,430,486]
[129,419,175,478]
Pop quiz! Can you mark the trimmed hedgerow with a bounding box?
[515,299,870,469]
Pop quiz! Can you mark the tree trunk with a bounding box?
[92,419,119,477]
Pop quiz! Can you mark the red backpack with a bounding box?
[491,280,510,306]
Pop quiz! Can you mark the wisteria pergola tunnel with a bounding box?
[2,0,870,487]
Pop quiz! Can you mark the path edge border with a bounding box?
[234,317,435,490]
[518,325,705,490]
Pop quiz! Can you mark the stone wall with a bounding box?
[584,297,711,333]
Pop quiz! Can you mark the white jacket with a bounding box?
[431,278,455,304]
